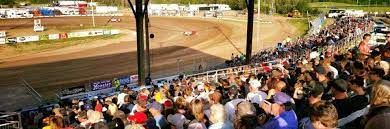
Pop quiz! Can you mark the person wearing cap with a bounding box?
[146,102,169,129]
[126,112,148,129]
[130,95,148,115]
[262,92,298,129]
[246,79,267,105]
[294,81,324,120]
[330,79,350,119]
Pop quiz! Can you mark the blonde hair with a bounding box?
[371,80,390,106]
[191,99,205,122]
[209,104,226,124]
[49,116,64,129]
[310,101,338,128]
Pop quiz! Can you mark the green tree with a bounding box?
[0,0,15,5]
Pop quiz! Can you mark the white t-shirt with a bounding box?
[117,93,128,107]
[224,99,245,122]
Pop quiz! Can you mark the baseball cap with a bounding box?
[371,50,381,57]
[331,79,348,92]
[148,102,162,111]
[273,92,293,104]
[127,112,147,124]
[163,100,173,109]
[137,95,148,101]
[308,82,324,97]
[236,101,256,116]
[315,66,328,75]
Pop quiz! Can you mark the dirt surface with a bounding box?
[0,15,298,111]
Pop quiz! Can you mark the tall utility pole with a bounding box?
[145,1,151,79]
[128,0,147,86]
[257,0,260,20]
[245,0,254,65]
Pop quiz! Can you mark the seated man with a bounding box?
[262,92,298,129]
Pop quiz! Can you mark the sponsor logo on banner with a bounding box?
[7,37,17,43]
[58,85,86,97]
[93,30,104,36]
[39,35,49,40]
[59,33,68,39]
[91,80,112,91]
[49,34,60,40]
[0,38,5,44]
[130,75,139,83]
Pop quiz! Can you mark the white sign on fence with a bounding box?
[111,29,120,35]
[0,31,6,38]
[49,34,60,40]
[16,36,39,43]
[0,38,6,44]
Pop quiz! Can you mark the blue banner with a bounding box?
[91,80,112,91]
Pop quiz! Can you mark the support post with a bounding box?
[145,4,151,79]
[135,0,145,86]
[246,0,254,65]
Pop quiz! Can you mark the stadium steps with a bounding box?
[0,74,42,111]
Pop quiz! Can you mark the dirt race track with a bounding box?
[0,15,298,111]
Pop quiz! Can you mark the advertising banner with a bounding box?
[58,85,86,97]
[111,29,120,35]
[59,33,68,39]
[49,34,60,40]
[78,31,89,37]
[0,38,5,44]
[112,76,131,87]
[16,36,39,43]
[39,34,49,41]
[0,31,6,38]
[91,80,112,91]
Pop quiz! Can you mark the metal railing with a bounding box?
[0,112,22,129]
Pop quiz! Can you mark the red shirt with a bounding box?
[359,41,370,55]
[95,102,103,112]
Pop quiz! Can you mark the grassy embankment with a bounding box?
[309,2,390,13]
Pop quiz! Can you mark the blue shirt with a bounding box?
[263,110,298,129]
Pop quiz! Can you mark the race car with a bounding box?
[183,31,197,36]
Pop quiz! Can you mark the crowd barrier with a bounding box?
[0,29,120,45]
[0,112,22,129]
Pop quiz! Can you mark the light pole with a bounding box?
[91,0,95,27]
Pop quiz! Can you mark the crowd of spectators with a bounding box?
[20,16,390,129]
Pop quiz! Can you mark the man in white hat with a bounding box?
[246,79,267,105]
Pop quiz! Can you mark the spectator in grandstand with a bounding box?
[294,81,324,120]
[43,116,65,129]
[262,92,298,129]
[126,112,147,129]
[208,104,233,129]
[246,79,267,104]
[167,97,188,129]
[234,101,260,129]
[330,79,350,118]
[76,111,90,128]
[364,80,390,129]
[117,87,129,108]
[358,34,371,56]
[187,99,207,129]
[146,102,169,129]
[348,77,369,113]
[300,101,338,129]
[315,66,332,100]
